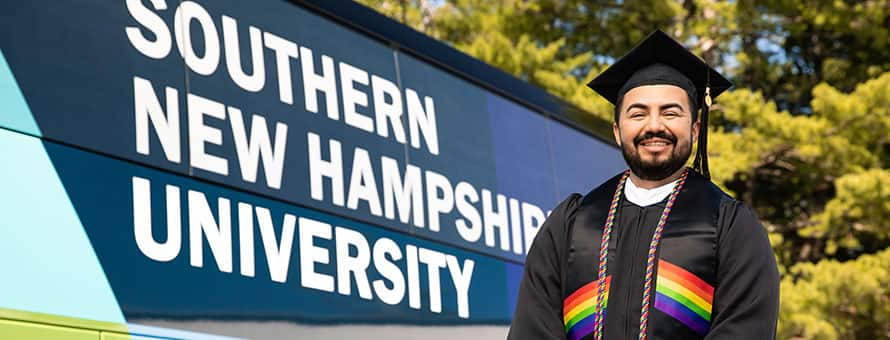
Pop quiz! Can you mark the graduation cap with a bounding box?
[587,29,732,179]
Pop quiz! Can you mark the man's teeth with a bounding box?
[642,141,668,146]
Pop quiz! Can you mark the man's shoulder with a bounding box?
[693,176,765,237]
[578,171,627,207]
[549,192,584,225]
[684,169,738,205]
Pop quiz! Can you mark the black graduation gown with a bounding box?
[507,171,779,340]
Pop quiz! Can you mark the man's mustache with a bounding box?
[633,131,677,146]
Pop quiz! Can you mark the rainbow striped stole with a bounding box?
[563,276,611,340]
[654,260,714,335]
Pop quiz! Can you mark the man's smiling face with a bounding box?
[613,84,699,181]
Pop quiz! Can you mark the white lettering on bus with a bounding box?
[126,1,440,154]
[131,176,476,318]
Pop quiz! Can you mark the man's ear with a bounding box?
[692,120,701,144]
[613,122,621,147]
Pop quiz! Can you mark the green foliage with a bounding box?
[356,0,890,337]
[806,169,890,256]
[734,0,890,111]
[709,74,890,266]
[778,247,890,339]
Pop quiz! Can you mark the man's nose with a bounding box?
[644,112,666,132]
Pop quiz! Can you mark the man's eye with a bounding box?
[664,111,679,117]
[630,112,645,118]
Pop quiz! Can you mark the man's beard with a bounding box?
[621,130,692,181]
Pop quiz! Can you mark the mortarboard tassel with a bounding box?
[693,86,711,180]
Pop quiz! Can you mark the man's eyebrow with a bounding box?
[625,102,687,113]
[659,102,686,112]
[625,103,648,113]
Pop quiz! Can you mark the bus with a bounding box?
[0,0,625,338]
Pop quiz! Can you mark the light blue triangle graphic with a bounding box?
[0,128,123,324]
[0,48,41,137]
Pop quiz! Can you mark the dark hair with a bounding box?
[613,91,699,124]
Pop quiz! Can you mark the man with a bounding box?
[507,30,779,340]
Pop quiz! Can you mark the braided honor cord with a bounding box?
[638,168,689,340]
[592,170,630,340]
[591,168,690,340]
